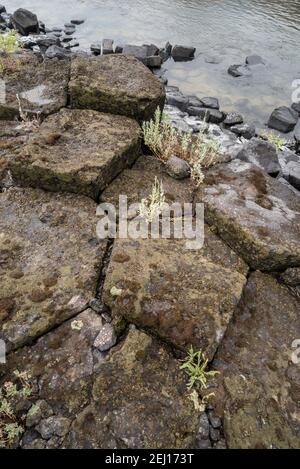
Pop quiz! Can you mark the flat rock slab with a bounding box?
[213,272,300,448]
[103,233,247,360]
[2,317,199,448]
[0,187,107,351]
[69,54,165,123]
[196,160,300,271]
[0,53,70,118]
[9,108,141,200]
[101,155,195,211]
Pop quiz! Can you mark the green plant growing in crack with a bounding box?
[180,346,219,390]
[142,107,219,186]
[139,176,165,223]
[0,30,19,54]
[0,370,33,448]
[261,131,285,151]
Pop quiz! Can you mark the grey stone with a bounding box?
[286,161,300,190]
[165,156,190,180]
[71,19,85,25]
[187,106,209,119]
[102,38,114,55]
[45,45,71,60]
[122,44,148,64]
[200,97,219,110]
[291,102,300,116]
[231,123,256,139]
[210,427,221,442]
[171,45,196,61]
[90,43,101,55]
[228,64,251,77]
[146,55,162,68]
[36,416,71,439]
[223,112,244,126]
[208,109,225,124]
[93,323,117,352]
[246,54,264,65]
[237,138,281,176]
[12,8,39,36]
[208,413,222,429]
[268,106,298,133]
[166,93,189,112]
[197,413,210,440]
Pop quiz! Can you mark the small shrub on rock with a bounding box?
[142,107,219,185]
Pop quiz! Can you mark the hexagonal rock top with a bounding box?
[9,109,141,200]
[0,53,69,118]
[196,159,300,271]
[103,230,248,361]
[0,187,107,351]
[69,54,165,123]
[213,272,300,449]
[3,316,199,449]
[101,154,195,210]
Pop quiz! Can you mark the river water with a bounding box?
[5,0,300,128]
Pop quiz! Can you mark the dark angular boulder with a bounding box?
[237,138,281,176]
[268,106,298,133]
[187,106,209,119]
[12,8,39,36]
[45,45,71,60]
[171,45,196,61]
[291,101,300,116]
[208,109,225,124]
[230,123,256,139]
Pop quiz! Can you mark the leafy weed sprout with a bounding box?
[142,107,219,186]
[180,346,219,390]
[0,370,33,448]
[262,130,285,151]
[139,176,165,222]
[0,30,19,54]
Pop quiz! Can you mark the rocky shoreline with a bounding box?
[0,6,300,450]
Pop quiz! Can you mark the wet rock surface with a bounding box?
[69,54,165,122]
[213,272,300,449]
[0,187,107,350]
[2,320,200,449]
[103,232,247,360]
[196,160,300,270]
[0,52,70,117]
[8,108,141,200]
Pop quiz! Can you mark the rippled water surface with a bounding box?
[6,0,300,127]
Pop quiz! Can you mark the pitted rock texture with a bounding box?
[103,231,247,360]
[212,272,300,449]
[8,108,141,200]
[0,187,107,350]
[0,53,69,118]
[69,54,165,123]
[2,317,199,449]
[101,154,195,211]
[196,160,300,271]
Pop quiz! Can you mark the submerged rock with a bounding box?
[228,64,251,77]
[195,160,300,270]
[0,52,69,117]
[69,54,165,123]
[0,188,107,351]
[213,272,300,449]
[245,54,264,65]
[103,231,247,360]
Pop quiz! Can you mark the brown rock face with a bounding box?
[213,272,300,449]
[0,187,107,350]
[2,317,199,449]
[103,231,247,360]
[0,53,69,118]
[196,159,300,271]
[101,154,195,210]
[8,108,141,200]
[69,54,165,122]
